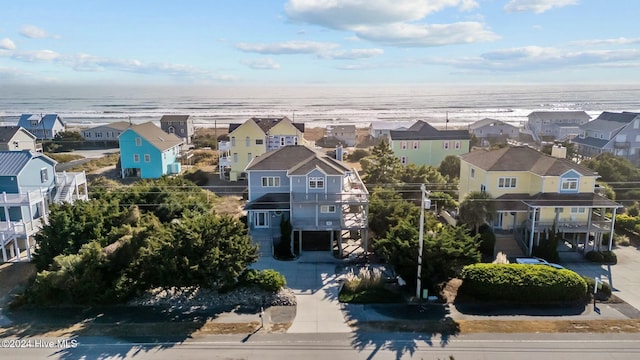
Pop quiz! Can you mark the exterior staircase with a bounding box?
[494,233,526,260]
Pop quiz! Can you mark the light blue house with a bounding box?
[0,150,88,262]
[244,145,368,257]
[17,114,66,140]
[119,122,183,179]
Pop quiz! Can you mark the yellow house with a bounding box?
[220,117,307,181]
[459,145,620,255]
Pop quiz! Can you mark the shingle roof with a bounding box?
[468,118,516,130]
[0,151,56,176]
[160,115,190,123]
[580,119,628,132]
[246,145,349,175]
[390,120,470,140]
[17,114,64,129]
[126,122,183,151]
[244,193,290,210]
[460,146,597,176]
[596,111,639,123]
[0,126,30,142]
[527,111,591,121]
[493,192,620,211]
[571,137,610,148]
[229,116,304,135]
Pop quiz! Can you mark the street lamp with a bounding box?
[416,184,431,299]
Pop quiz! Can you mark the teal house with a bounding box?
[119,122,183,179]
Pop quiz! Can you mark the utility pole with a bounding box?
[416,184,431,299]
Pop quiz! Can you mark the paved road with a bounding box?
[1,333,640,359]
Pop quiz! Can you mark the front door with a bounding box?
[254,211,269,228]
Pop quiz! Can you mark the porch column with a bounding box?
[27,191,35,230]
[25,237,31,262]
[298,230,303,255]
[609,207,617,251]
[14,238,20,261]
[1,234,7,262]
[586,209,593,253]
[528,208,536,256]
[83,176,88,199]
[3,192,10,226]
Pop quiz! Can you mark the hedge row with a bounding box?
[460,263,587,303]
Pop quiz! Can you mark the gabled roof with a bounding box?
[18,114,65,129]
[327,124,356,132]
[124,122,183,151]
[595,111,639,123]
[160,115,190,123]
[390,120,470,140]
[460,146,597,176]
[571,137,610,148]
[246,145,349,175]
[228,117,304,135]
[527,111,591,121]
[0,150,56,176]
[468,118,517,130]
[0,126,36,142]
[85,121,131,132]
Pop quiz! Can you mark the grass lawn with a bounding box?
[339,287,404,304]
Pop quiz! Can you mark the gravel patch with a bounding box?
[129,286,296,309]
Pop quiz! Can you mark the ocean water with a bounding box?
[1,84,640,129]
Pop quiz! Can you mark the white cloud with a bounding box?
[12,49,61,62]
[0,38,16,50]
[19,25,60,39]
[284,0,493,47]
[353,22,500,47]
[504,0,578,14]
[242,58,281,70]
[322,48,384,59]
[235,40,339,54]
[569,37,640,47]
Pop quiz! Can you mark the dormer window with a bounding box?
[561,178,578,191]
[309,177,324,189]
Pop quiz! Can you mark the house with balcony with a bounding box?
[0,126,40,152]
[0,150,88,262]
[459,145,620,256]
[526,111,591,142]
[17,114,66,140]
[468,118,519,147]
[119,122,183,179]
[81,121,130,144]
[572,112,640,165]
[219,117,306,181]
[389,120,470,167]
[160,115,195,144]
[244,145,368,258]
[326,124,357,147]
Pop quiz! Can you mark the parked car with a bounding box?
[515,257,566,270]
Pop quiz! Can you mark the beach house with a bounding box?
[160,115,195,144]
[389,120,470,167]
[219,117,306,181]
[0,150,88,262]
[119,122,183,179]
[17,114,66,140]
[526,111,591,142]
[572,112,640,165]
[0,126,40,152]
[244,145,368,257]
[325,124,357,147]
[81,121,130,145]
[468,118,519,147]
[459,146,620,256]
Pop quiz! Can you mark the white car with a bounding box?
[515,257,566,270]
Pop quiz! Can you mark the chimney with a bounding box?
[335,145,344,161]
[551,144,567,159]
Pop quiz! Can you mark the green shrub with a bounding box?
[459,263,587,303]
[477,224,496,259]
[601,251,618,264]
[616,214,639,233]
[583,276,612,299]
[241,269,286,292]
[183,169,210,186]
[347,149,370,162]
[614,233,631,246]
[585,251,605,263]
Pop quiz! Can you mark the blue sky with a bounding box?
[0,0,639,85]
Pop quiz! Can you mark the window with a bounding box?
[256,139,264,145]
[400,156,407,165]
[321,205,336,213]
[480,184,486,192]
[635,119,640,129]
[412,141,419,149]
[309,177,324,189]
[231,137,236,146]
[254,212,268,228]
[13,141,19,148]
[135,137,142,146]
[401,141,408,150]
[144,154,150,162]
[561,178,578,191]
[280,137,285,146]
[133,154,140,162]
[454,141,461,149]
[471,168,475,178]
[233,153,238,163]
[40,168,48,183]
[180,128,184,134]
[84,132,91,138]
[443,141,450,149]
[261,177,280,187]
[30,120,39,127]
[294,136,299,145]
[571,207,586,214]
[498,177,517,188]
[168,126,175,134]
[245,136,250,147]
[96,132,102,138]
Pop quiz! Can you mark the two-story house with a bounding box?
[390,120,470,167]
[468,118,519,147]
[220,117,306,181]
[326,124,357,147]
[119,122,183,179]
[81,121,130,144]
[160,115,195,144]
[0,150,88,262]
[0,126,40,152]
[459,146,620,256]
[572,112,640,165]
[244,145,368,258]
[369,121,415,140]
[527,111,591,142]
[17,114,66,140]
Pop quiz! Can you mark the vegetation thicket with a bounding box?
[23,176,270,306]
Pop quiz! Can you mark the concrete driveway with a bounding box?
[252,252,352,333]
